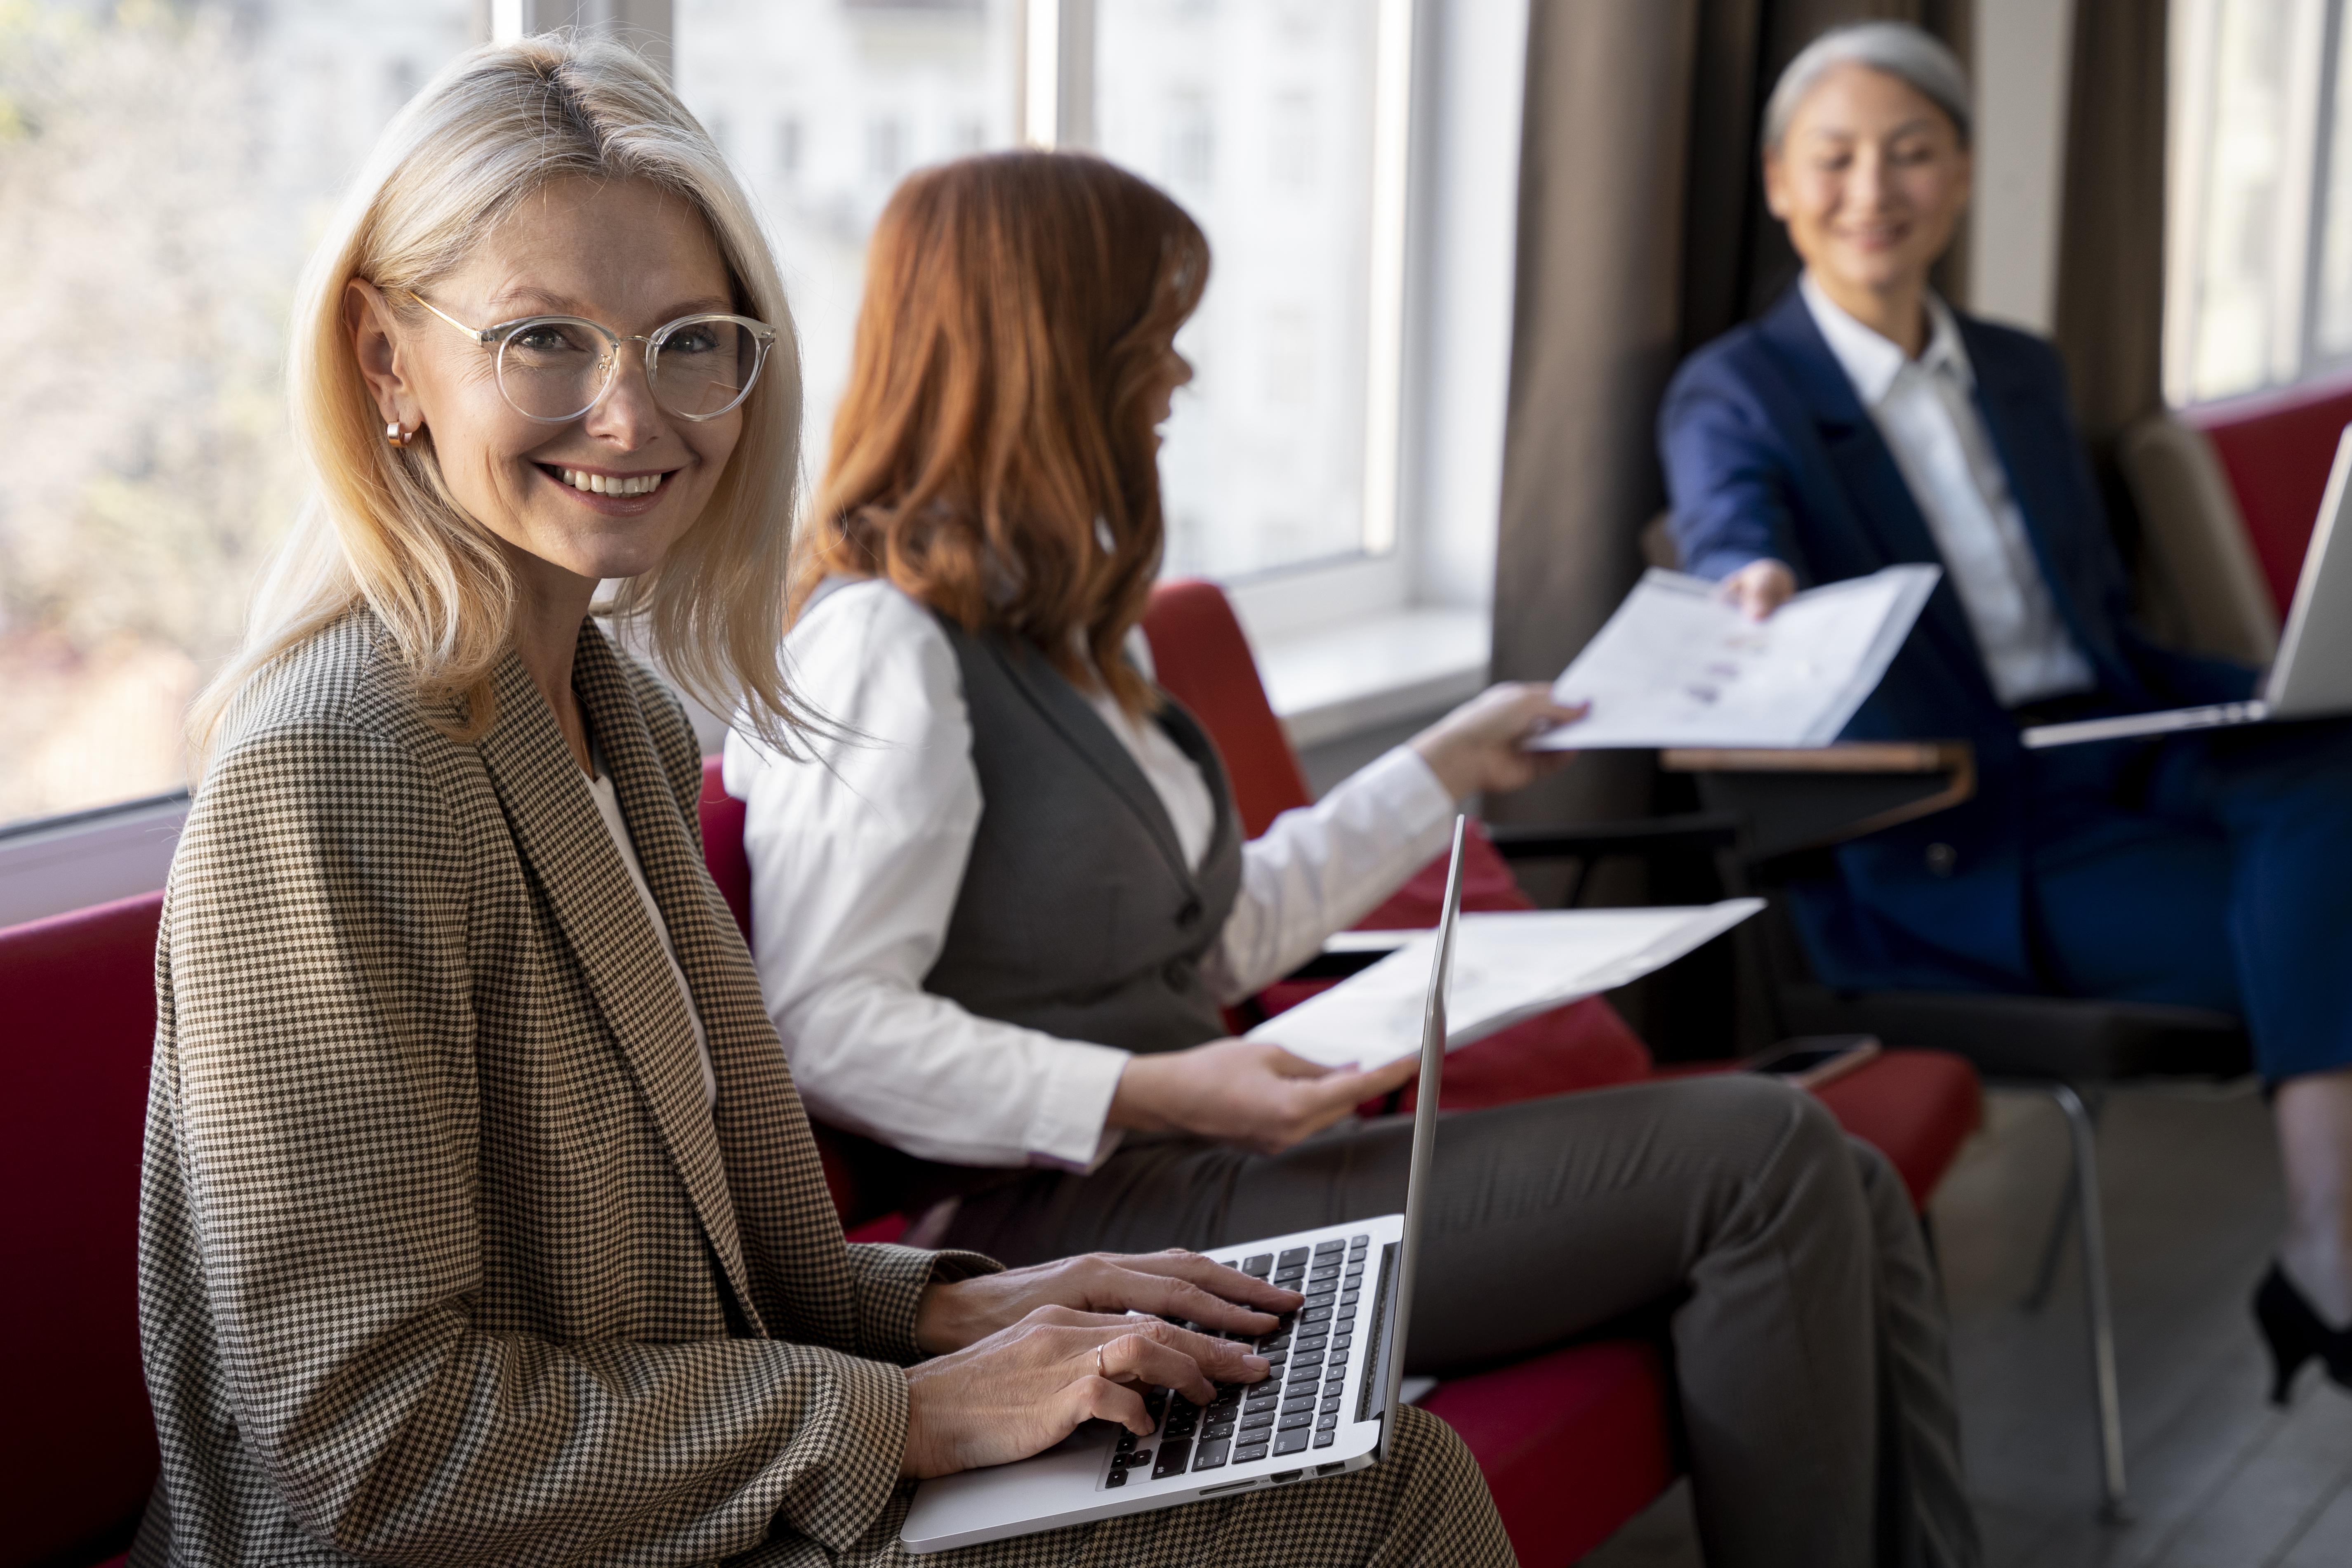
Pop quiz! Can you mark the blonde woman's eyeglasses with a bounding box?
[400,290,778,425]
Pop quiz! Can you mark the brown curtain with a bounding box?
[1489,1,1702,836]
[2050,0,2169,563]
[1489,0,1972,831]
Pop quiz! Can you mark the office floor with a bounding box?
[1581,1082,2352,1567]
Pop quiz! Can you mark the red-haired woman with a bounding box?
[729,151,1979,1568]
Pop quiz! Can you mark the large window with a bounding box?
[2,0,1434,833]
[2166,0,2352,404]
[678,0,1412,582]
[1093,0,1408,581]
[672,0,1024,485]
[0,0,476,825]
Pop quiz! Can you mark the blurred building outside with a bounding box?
[4,0,1390,825]
[0,0,474,823]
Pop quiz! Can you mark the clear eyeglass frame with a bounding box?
[398,288,779,425]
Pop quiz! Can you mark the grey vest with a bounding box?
[924,618,1245,1056]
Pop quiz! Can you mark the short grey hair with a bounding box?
[1762,21,1973,151]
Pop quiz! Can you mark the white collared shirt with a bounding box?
[1799,272,2096,707]
[582,757,718,1109]
[721,578,1458,1172]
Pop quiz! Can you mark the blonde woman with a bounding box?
[136,38,1507,1567]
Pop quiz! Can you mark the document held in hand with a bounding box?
[1530,564,1942,750]
[1249,901,1764,1070]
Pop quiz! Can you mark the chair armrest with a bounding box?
[1660,743,1977,861]
[1267,817,1739,988]
[1485,813,1741,862]
[1659,741,1971,775]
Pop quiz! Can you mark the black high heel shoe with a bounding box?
[2253,1263,2352,1405]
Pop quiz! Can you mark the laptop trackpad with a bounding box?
[901,1422,1112,1548]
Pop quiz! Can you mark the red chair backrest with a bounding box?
[698,755,756,946]
[1138,579,1652,1106]
[0,766,888,1568]
[1141,578,1536,923]
[2183,372,2352,615]
[1140,579,1314,837]
[697,756,901,1238]
[0,893,165,1566]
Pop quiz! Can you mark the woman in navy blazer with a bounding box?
[1661,22,2352,1398]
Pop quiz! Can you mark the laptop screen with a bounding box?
[2267,423,2352,716]
[1376,814,1466,1429]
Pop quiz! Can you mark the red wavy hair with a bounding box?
[795,150,1209,713]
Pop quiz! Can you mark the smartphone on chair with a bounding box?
[1746,1035,1881,1090]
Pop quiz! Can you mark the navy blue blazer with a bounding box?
[1658,285,2254,989]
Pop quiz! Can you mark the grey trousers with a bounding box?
[945,1074,1980,1568]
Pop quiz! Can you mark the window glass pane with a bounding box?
[0,0,477,826]
[2314,6,2352,356]
[673,0,1022,490]
[1094,0,1382,580]
[2179,0,2303,402]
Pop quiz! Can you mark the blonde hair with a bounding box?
[191,34,808,762]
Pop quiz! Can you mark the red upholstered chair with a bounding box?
[1140,585,1700,1559]
[700,755,1682,1562]
[1140,578,1982,1202]
[0,893,166,1568]
[2180,371,2352,615]
[1420,1341,1677,1568]
[700,758,908,1244]
[0,783,903,1568]
[1143,579,1656,1111]
[8,752,1690,1568]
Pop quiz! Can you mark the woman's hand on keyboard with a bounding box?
[1107,1037,1422,1155]
[901,1308,1271,1478]
[915,1248,1301,1355]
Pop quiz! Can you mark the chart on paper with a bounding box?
[1530,565,1941,750]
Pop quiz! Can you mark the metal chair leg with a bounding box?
[2022,1157,2078,1312]
[2024,1087,2103,1312]
[2049,1084,2131,1524]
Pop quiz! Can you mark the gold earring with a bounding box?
[386,420,417,448]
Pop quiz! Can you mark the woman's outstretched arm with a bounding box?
[1206,683,1581,1001]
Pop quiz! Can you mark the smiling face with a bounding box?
[1764,63,1970,313]
[348,176,745,596]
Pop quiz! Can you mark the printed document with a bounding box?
[1530,565,1941,750]
[1249,901,1764,1070]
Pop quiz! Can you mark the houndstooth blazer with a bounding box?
[134,610,994,1567]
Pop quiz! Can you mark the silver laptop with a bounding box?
[2024,424,2352,749]
[899,816,1469,1553]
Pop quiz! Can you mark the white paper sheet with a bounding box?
[1247,901,1764,1070]
[1530,565,1941,750]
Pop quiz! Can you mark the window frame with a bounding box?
[0,0,497,864]
[2165,0,2352,407]
[2,0,1521,910]
[643,0,1448,626]
[1025,0,1442,644]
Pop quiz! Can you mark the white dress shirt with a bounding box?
[583,758,717,1108]
[721,577,1459,1172]
[1799,272,2097,707]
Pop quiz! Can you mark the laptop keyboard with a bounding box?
[1101,1232,1372,1488]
